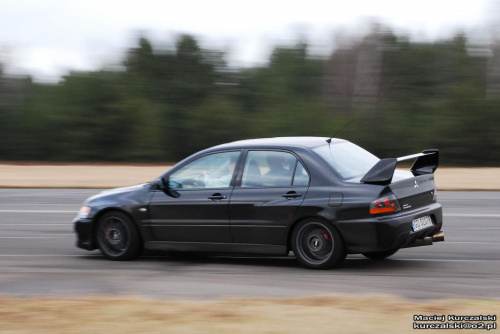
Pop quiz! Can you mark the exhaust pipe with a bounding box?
[404,231,445,248]
[432,231,444,243]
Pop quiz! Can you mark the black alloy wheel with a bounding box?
[96,211,142,260]
[291,220,345,269]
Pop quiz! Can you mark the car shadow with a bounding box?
[131,252,421,271]
[139,252,302,268]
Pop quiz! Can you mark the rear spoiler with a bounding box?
[360,149,439,185]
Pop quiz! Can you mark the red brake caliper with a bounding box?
[105,227,111,241]
[323,230,332,242]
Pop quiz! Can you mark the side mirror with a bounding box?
[156,177,180,198]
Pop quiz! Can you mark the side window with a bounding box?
[170,151,240,189]
[242,151,297,187]
[292,161,310,186]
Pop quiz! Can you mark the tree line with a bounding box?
[1,28,499,166]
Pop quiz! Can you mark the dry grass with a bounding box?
[434,168,500,191]
[0,295,498,333]
[0,164,170,189]
[1,164,500,190]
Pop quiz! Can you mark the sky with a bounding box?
[0,0,495,82]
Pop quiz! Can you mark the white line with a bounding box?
[446,228,500,230]
[440,197,500,200]
[0,224,70,226]
[375,258,500,263]
[0,236,74,239]
[444,241,499,244]
[0,204,79,206]
[0,211,498,217]
[444,213,500,218]
[0,210,76,213]
[0,254,99,257]
[1,212,496,216]
[402,258,500,262]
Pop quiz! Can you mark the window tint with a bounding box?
[292,161,310,186]
[170,151,240,189]
[312,141,379,179]
[242,151,298,187]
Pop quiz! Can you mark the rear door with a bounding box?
[229,150,310,245]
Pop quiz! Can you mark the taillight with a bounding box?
[370,194,401,214]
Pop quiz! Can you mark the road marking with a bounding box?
[0,210,76,213]
[349,257,500,262]
[1,211,498,216]
[397,258,500,262]
[445,227,500,230]
[444,213,500,218]
[1,212,497,216]
[0,204,79,206]
[440,197,500,200]
[0,254,99,257]
[0,236,74,239]
[0,224,71,226]
[444,241,499,244]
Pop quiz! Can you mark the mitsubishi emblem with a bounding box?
[414,180,418,188]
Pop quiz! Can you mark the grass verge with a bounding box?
[1,295,498,333]
[1,164,500,190]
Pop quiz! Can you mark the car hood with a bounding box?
[85,183,149,204]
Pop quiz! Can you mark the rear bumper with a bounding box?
[336,202,443,254]
[73,217,96,251]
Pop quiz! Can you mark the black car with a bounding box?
[74,137,443,269]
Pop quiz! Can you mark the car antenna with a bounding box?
[326,117,357,143]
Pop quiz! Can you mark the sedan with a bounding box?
[74,137,444,269]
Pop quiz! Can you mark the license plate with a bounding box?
[412,216,433,232]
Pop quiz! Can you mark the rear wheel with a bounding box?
[362,249,398,260]
[291,220,345,269]
[96,211,142,261]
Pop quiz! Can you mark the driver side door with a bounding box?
[149,151,241,243]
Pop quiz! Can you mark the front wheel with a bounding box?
[291,220,346,269]
[362,249,399,260]
[96,211,142,261]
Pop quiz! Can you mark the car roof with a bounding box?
[211,137,346,150]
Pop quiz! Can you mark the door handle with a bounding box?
[208,193,227,201]
[282,191,302,199]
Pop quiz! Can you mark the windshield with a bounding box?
[312,141,379,179]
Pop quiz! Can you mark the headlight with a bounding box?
[78,206,91,219]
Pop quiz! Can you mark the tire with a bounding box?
[362,249,398,260]
[291,220,346,269]
[96,211,142,261]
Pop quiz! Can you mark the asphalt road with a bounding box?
[0,189,499,300]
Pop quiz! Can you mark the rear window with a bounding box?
[312,141,379,179]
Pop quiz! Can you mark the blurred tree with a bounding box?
[124,37,154,77]
[20,71,136,161]
[0,69,32,160]
[233,42,329,139]
[1,30,498,166]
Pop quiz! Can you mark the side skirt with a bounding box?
[144,241,288,256]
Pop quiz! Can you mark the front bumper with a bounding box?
[336,202,443,254]
[73,217,96,250]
